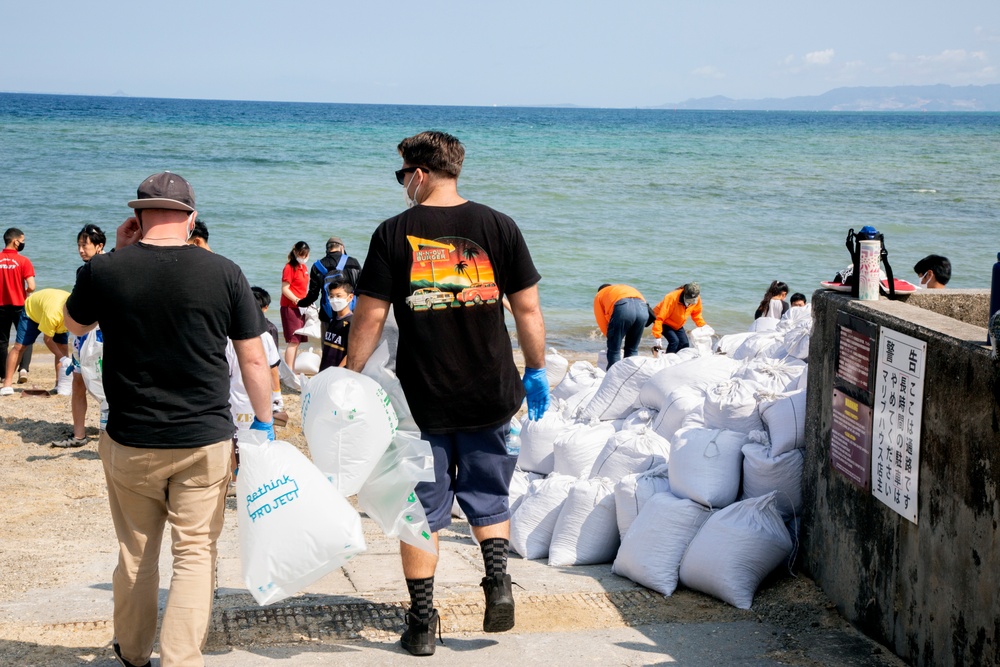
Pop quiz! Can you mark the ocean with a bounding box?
[2,93,998,352]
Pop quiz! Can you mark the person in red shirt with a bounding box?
[279,241,310,369]
[0,228,36,385]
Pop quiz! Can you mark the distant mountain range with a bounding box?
[659,84,1000,112]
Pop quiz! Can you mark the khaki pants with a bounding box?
[99,433,232,667]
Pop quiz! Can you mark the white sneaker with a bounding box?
[17,369,27,384]
[0,387,13,396]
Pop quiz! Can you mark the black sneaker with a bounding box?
[481,573,515,633]
[400,608,441,656]
[113,641,151,667]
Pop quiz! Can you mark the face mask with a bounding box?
[16,241,25,252]
[404,176,420,208]
[330,297,350,312]
[918,271,930,287]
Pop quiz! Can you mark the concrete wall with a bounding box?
[801,290,1000,667]
[896,288,992,329]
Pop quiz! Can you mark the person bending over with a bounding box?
[593,283,648,367]
[651,282,706,354]
[1,288,70,396]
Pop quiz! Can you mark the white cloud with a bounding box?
[805,49,835,66]
[692,65,725,79]
[884,48,998,85]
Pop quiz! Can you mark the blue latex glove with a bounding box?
[522,367,550,421]
[250,417,275,441]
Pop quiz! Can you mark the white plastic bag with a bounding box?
[551,361,605,401]
[758,389,807,456]
[517,408,572,475]
[301,367,399,496]
[589,426,670,481]
[509,474,575,560]
[547,478,619,566]
[668,427,747,509]
[361,340,417,432]
[612,492,712,596]
[56,356,73,396]
[237,434,366,605]
[741,441,804,520]
[614,464,671,538]
[293,305,322,339]
[357,431,436,553]
[678,492,793,609]
[703,379,765,433]
[689,325,716,354]
[545,347,569,387]
[278,357,301,392]
[294,346,321,375]
[77,328,104,402]
[552,420,616,477]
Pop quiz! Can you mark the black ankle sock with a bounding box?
[406,577,435,622]
[480,538,509,578]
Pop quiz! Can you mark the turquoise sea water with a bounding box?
[2,93,998,352]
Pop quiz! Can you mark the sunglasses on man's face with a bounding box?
[395,166,423,185]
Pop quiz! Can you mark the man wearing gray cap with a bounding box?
[650,282,707,354]
[297,235,363,327]
[64,172,274,667]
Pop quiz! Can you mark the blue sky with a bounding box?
[3,0,998,107]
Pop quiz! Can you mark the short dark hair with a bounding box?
[77,224,106,247]
[913,254,951,285]
[251,286,271,310]
[790,292,807,304]
[327,279,354,295]
[4,228,23,246]
[191,220,209,241]
[598,284,612,292]
[397,131,465,178]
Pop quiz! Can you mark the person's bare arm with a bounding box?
[345,295,390,373]
[233,337,272,422]
[280,281,298,303]
[63,305,98,336]
[507,284,546,369]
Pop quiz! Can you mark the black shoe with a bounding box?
[113,642,151,667]
[401,608,441,656]
[481,573,515,633]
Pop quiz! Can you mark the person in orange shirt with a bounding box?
[594,284,649,367]
[651,282,706,354]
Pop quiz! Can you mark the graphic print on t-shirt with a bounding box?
[405,235,499,311]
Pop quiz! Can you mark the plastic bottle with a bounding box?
[99,400,109,431]
[505,417,522,457]
[990,252,1000,345]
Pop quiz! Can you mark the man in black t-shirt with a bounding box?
[347,131,550,656]
[64,172,274,667]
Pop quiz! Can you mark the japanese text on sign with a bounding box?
[871,329,925,524]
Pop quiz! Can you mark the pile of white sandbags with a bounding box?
[508,305,813,610]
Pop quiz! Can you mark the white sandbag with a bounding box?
[563,387,599,420]
[545,347,569,387]
[614,464,671,538]
[237,434,366,605]
[781,327,811,361]
[551,361,605,401]
[517,408,573,475]
[548,477,619,566]
[650,385,706,444]
[793,366,808,392]
[776,303,812,332]
[758,389,807,456]
[509,474,576,560]
[293,346,321,375]
[731,332,784,361]
[597,349,607,371]
[716,331,756,356]
[668,427,747,508]
[679,492,793,609]
[674,346,703,362]
[552,420,617,477]
[621,407,658,432]
[278,357,301,391]
[356,431,436,553]
[77,328,104,402]
[293,305,322,339]
[703,379,765,433]
[612,492,713,596]
[689,325,716,354]
[748,317,779,333]
[590,426,670,481]
[301,367,399,496]
[741,442,804,519]
[734,357,806,394]
[639,355,740,411]
[580,355,672,421]
[509,468,544,515]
